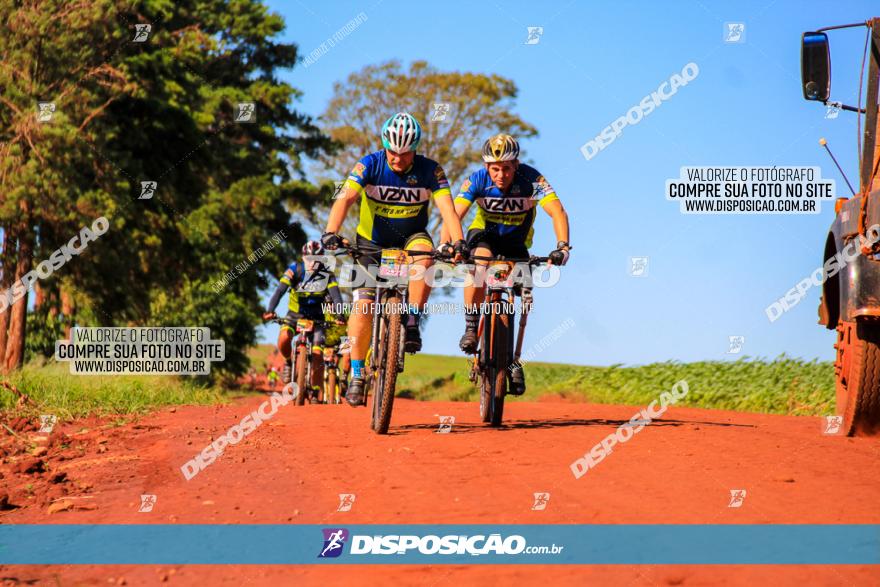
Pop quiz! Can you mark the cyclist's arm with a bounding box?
[541,198,570,245]
[327,157,373,235]
[265,282,289,314]
[325,183,360,234]
[440,199,472,243]
[435,193,464,243]
[326,277,343,307]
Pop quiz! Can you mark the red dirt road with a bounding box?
[2,394,879,586]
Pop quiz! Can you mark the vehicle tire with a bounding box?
[295,346,307,406]
[327,369,337,406]
[489,310,509,427]
[835,320,880,435]
[374,294,402,434]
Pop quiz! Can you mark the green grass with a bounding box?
[0,360,227,420]
[397,353,836,417]
[1,347,836,421]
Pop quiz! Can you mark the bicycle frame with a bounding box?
[469,255,549,425]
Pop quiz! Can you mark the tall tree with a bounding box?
[317,60,537,236]
[0,0,333,374]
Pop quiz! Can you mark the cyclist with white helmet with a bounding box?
[441,133,571,395]
[262,240,344,396]
[322,112,467,407]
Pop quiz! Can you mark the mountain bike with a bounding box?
[466,255,550,426]
[273,315,324,405]
[338,244,450,433]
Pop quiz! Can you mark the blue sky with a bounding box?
[262,0,878,366]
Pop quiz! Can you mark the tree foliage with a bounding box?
[317,59,537,235]
[0,0,333,375]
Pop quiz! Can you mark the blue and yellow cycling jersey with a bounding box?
[344,150,451,246]
[455,163,559,248]
[278,261,341,317]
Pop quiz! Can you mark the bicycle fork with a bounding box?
[513,287,533,365]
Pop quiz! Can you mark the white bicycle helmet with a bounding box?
[381,112,422,154]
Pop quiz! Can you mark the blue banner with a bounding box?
[1,525,878,565]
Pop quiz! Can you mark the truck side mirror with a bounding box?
[801,32,831,101]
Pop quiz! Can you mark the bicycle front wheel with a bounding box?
[372,293,403,434]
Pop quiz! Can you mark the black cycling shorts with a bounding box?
[466,229,529,261]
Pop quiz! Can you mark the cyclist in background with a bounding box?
[441,134,571,395]
[321,112,467,407]
[262,240,344,400]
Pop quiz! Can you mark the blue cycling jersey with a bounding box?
[455,163,559,248]
[344,150,451,246]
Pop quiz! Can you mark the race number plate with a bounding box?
[378,248,408,278]
[296,319,314,332]
[486,261,514,289]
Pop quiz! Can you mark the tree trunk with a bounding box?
[5,215,33,371]
[61,287,74,338]
[0,227,17,372]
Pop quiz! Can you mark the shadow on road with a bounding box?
[392,417,756,434]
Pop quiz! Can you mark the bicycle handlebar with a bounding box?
[467,254,552,265]
[329,242,454,262]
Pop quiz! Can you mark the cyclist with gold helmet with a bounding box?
[322,112,467,407]
[440,134,571,395]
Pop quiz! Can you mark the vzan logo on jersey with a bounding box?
[367,186,431,203]
[480,197,535,213]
